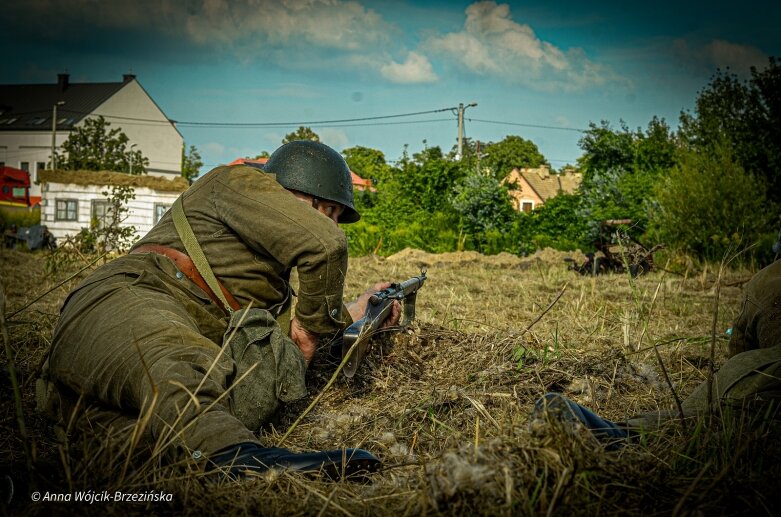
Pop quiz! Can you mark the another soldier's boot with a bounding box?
[209,442,381,480]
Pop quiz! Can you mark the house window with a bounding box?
[55,199,78,221]
[20,162,29,172]
[37,162,46,172]
[521,201,534,213]
[154,203,171,224]
[91,200,113,230]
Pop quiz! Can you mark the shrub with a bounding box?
[650,145,771,262]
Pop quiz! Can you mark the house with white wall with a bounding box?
[0,74,183,199]
[38,169,188,244]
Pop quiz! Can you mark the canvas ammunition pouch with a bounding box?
[224,307,308,432]
[171,196,308,432]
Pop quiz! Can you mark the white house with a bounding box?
[0,74,184,199]
[39,169,188,244]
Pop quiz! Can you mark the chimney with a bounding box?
[57,73,69,91]
[123,74,136,83]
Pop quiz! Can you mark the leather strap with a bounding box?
[170,196,237,315]
[131,243,241,313]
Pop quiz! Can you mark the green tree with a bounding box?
[576,119,678,243]
[181,144,203,183]
[283,126,320,144]
[679,57,781,204]
[482,135,547,179]
[451,172,516,252]
[577,120,637,179]
[523,193,590,251]
[651,143,770,261]
[342,146,392,183]
[401,144,466,214]
[57,116,148,174]
[635,117,678,173]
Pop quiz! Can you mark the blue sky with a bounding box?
[3,0,779,172]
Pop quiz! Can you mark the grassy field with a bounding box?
[1,246,779,515]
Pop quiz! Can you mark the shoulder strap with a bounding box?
[171,196,235,315]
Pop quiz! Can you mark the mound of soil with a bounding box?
[384,247,585,269]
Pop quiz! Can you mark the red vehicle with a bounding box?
[0,166,31,206]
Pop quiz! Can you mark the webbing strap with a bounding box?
[171,196,234,315]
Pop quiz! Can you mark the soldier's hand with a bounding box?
[290,317,318,364]
[347,282,401,327]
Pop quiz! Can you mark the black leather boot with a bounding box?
[209,442,381,480]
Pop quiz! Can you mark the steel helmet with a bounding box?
[264,140,360,223]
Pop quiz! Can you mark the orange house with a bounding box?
[228,157,376,192]
[504,166,582,213]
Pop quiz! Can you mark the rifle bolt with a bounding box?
[175,271,184,280]
[331,308,338,317]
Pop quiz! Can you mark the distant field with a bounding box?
[3,247,778,515]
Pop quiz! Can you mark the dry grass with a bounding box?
[1,246,779,515]
[38,170,189,192]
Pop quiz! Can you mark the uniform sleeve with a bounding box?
[210,168,349,335]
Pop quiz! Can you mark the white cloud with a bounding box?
[380,51,439,84]
[239,84,323,99]
[318,128,350,150]
[183,0,390,51]
[202,142,226,155]
[673,38,768,74]
[425,1,614,91]
[262,132,286,149]
[9,0,393,53]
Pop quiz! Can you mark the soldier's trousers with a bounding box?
[41,253,295,457]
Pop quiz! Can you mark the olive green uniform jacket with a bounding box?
[42,165,351,457]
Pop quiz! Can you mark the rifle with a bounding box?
[339,269,427,378]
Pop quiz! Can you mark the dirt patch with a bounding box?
[384,247,585,270]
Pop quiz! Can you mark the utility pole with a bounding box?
[476,140,481,174]
[50,101,65,170]
[129,143,137,174]
[456,101,477,161]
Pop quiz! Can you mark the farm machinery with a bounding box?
[3,224,56,251]
[565,219,663,277]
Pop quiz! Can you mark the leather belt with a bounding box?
[130,244,241,313]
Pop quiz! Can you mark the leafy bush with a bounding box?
[451,172,516,252]
[0,206,41,229]
[650,145,771,262]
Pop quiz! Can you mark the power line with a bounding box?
[468,118,586,133]
[173,107,457,127]
[2,107,459,129]
[3,107,587,134]
[180,117,454,130]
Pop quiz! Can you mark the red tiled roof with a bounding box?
[229,157,267,166]
[229,157,376,191]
